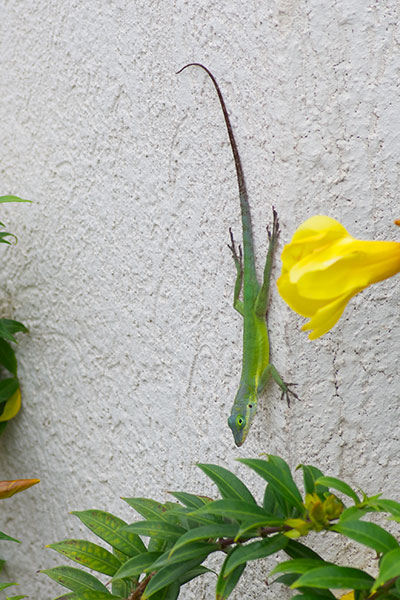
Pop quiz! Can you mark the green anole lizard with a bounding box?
[178,63,298,446]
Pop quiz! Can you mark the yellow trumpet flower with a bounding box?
[277,216,400,339]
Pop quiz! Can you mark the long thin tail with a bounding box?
[177,63,257,284]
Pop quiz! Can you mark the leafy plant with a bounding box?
[0,478,39,599]
[44,455,400,600]
[0,195,30,436]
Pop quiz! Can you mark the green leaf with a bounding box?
[122,498,171,522]
[238,458,303,515]
[0,196,31,203]
[112,552,162,580]
[111,577,134,599]
[170,523,238,553]
[0,320,28,344]
[216,551,245,600]
[152,542,219,569]
[163,505,220,527]
[168,491,213,510]
[142,558,204,599]
[0,339,17,376]
[0,584,17,591]
[0,379,19,404]
[6,595,27,600]
[270,558,332,576]
[234,518,284,539]
[263,484,285,517]
[146,582,180,600]
[197,464,256,504]
[41,566,109,593]
[0,232,16,245]
[223,534,288,576]
[376,499,400,520]
[0,530,20,543]
[332,520,399,553]
[52,593,121,600]
[47,540,122,576]
[299,466,329,498]
[315,477,360,504]
[292,566,374,590]
[192,498,279,524]
[339,507,370,522]
[123,521,186,542]
[72,510,145,556]
[371,548,400,592]
[178,565,214,585]
[284,539,323,560]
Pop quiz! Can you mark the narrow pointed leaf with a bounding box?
[284,539,323,560]
[192,499,277,524]
[142,558,204,599]
[0,339,17,376]
[0,320,28,343]
[152,542,219,569]
[123,521,185,541]
[112,552,162,580]
[339,507,369,522]
[0,584,16,591]
[178,565,214,585]
[300,466,329,498]
[0,478,39,500]
[72,510,145,556]
[111,576,135,598]
[332,520,399,553]
[375,499,400,520]
[238,458,303,514]
[216,550,245,600]
[315,477,360,504]
[0,531,20,543]
[41,566,108,593]
[371,548,400,592]
[52,593,121,599]
[168,491,213,510]
[0,196,31,203]
[0,379,19,404]
[263,484,285,517]
[197,464,256,504]
[6,595,27,600]
[292,566,374,590]
[270,559,333,576]
[164,505,221,527]
[47,540,122,576]
[170,523,238,554]
[224,534,288,576]
[122,498,171,522]
[147,582,179,600]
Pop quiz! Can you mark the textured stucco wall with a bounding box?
[1,0,400,597]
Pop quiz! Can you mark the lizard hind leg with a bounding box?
[228,227,244,316]
[255,207,280,319]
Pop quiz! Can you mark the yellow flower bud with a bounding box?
[284,518,312,537]
[277,216,400,339]
[323,494,344,520]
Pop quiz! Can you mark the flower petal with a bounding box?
[301,290,359,339]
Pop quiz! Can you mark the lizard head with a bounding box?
[227,400,257,447]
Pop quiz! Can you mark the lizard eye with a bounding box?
[236,415,245,428]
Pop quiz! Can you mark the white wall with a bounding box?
[1,0,400,597]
